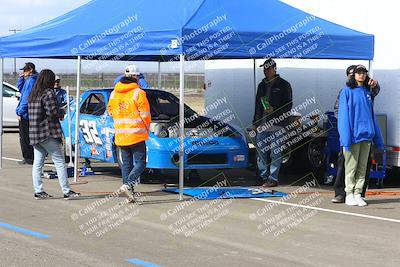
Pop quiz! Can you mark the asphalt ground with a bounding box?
[1,132,400,267]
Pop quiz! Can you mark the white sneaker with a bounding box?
[345,194,357,206]
[354,195,368,207]
[119,184,135,203]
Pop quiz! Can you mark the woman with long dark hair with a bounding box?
[28,69,80,200]
[338,65,383,206]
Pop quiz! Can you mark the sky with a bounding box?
[0,0,195,74]
[0,0,398,74]
[282,0,400,70]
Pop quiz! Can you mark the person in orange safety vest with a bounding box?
[108,64,151,203]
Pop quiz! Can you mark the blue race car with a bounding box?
[61,89,249,171]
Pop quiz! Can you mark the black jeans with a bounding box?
[334,147,371,198]
[19,118,34,162]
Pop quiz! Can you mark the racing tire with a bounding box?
[303,138,326,183]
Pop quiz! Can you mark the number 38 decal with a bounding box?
[80,120,103,145]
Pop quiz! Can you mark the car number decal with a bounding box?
[80,119,103,145]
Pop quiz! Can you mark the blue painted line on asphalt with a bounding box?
[126,258,163,267]
[0,221,50,239]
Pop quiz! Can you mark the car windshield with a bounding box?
[146,90,197,120]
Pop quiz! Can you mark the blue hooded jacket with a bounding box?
[16,73,38,120]
[338,86,384,151]
[113,73,149,89]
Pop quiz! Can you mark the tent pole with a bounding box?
[66,86,73,167]
[0,58,4,169]
[368,60,374,77]
[179,54,185,201]
[73,56,82,182]
[253,58,257,95]
[157,59,161,89]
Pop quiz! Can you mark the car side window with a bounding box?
[3,85,16,97]
[147,93,179,116]
[80,93,106,115]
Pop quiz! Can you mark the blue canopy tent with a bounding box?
[0,0,373,59]
[0,0,374,199]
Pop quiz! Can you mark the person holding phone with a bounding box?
[252,58,293,187]
[338,65,384,206]
[16,62,38,165]
[332,65,381,203]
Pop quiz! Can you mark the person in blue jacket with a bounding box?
[53,75,68,118]
[113,71,149,88]
[338,65,384,207]
[331,65,381,203]
[16,62,38,165]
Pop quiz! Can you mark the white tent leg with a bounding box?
[66,86,73,167]
[368,60,374,77]
[157,59,161,89]
[73,56,82,182]
[179,54,185,201]
[253,58,257,95]
[0,58,4,169]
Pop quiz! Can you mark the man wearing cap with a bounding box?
[107,65,151,202]
[16,62,38,165]
[253,58,293,187]
[53,75,68,118]
[332,65,381,203]
[113,72,150,89]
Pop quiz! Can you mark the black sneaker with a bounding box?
[331,195,345,203]
[64,190,81,200]
[18,159,34,165]
[34,192,53,200]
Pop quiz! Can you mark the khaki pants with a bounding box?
[343,142,371,196]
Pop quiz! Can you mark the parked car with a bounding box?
[61,88,249,172]
[2,81,20,128]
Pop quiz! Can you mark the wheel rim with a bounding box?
[308,141,323,168]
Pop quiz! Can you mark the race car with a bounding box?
[61,88,249,171]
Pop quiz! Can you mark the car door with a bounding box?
[78,92,108,161]
[2,83,19,127]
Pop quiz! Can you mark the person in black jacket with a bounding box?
[331,65,381,203]
[253,58,292,187]
[16,62,38,165]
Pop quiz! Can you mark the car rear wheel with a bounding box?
[304,138,326,183]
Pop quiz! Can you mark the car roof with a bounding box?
[83,88,171,95]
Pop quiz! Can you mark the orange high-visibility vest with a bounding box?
[107,81,151,147]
